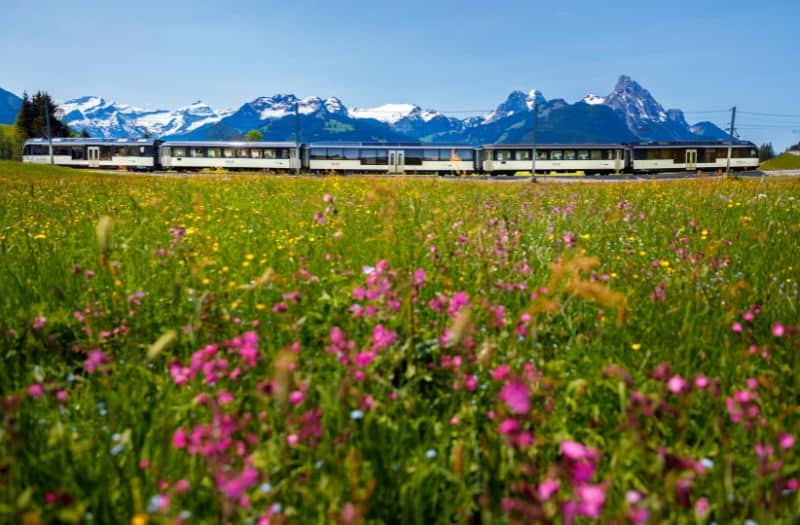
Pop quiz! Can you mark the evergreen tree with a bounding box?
[15,91,72,141]
[758,142,775,162]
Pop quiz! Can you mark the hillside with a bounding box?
[760,153,800,170]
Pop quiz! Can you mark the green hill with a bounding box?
[760,153,800,171]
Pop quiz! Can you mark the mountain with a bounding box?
[45,75,738,145]
[0,87,22,125]
[58,96,231,138]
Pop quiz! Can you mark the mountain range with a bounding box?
[0,87,22,125]
[0,76,732,144]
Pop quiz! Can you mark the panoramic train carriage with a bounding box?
[22,138,159,170]
[630,142,759,172]
[159,141,300,171]
[480,144,626,175]
[306,142,477,174]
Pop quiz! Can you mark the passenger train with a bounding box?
[22,137,760,175]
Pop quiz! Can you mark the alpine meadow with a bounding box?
[0,162,798,524]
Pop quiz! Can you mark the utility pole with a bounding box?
[725,106,736,178]
[43,96,54,165]
[531,103,538,182]
[294,102,300,176]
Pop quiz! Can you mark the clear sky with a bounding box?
[3,0,799,148]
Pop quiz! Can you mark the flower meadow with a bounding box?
[0,162,798,524]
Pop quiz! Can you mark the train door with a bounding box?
[88,147,100,168]
[685,149,697,170]
[388,150,404,174]
[614,149,623,173]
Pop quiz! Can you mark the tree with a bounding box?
[15,91,72,141]
[245,129,263,142]
[758,142,775,162]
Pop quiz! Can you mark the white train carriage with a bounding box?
[159,141,300,171]
[480,144,626,175]
[631,142,759,172]
[22,138,158,170]
[307,143,477,174]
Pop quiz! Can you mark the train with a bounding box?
[21,137,760,175]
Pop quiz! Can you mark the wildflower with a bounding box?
[778,433,795,450]
[491,364,510,381]
[27,384,44,398]
[731,322,743,333]
[217,391,234,405]
[667,375,687,394]
[413,268,426,287]
[288,389,305,405]
[286,434,299,446]
[498,418,520,434]
[630,343,641,351]
[131,514,148,525]
[350,410,364,420]
[772,322,785,337]
[576,484,606,519]
[498,379,530,415]
[694,375,709,389]
[32,316,47,331]
[172,428,188,449]
[174,480,190,493]
[85,350,109,373]
[538,479,560,501]
[55,390,68,403]
[371,324,397,351]
[425,449,437,459]
[464,374,478,391]
[695,497,709,519]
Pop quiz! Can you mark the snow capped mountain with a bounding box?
[58,96,230,138]
[349,103,442,124]
[483,89,546,124]
[582,94,606,106]
[1,86,23,124]
[30,74,737,145]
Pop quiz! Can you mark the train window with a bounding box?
[536,150,548,160]
[457,149,474,161]
[190,148,204,158]
[607,150,617,160]
[494,150,512,161]
[577,150,589,160]
[115,146,126,156]
[250,148,263,159]
[224,148,235,158]
[550,150,563,161]
[424,149,439,161]
[100,147,113,160]
[564,150,576,160]
[207,148,221,158]
[360,149,376,164]
[405,150,423,165]
[309,148,325,160]
[277,149,290,159]
[264,149,276,159]
[71,147,85,160]
[590,150,602,160]
[236,148,249,158]
[327,148,343,160]
[52,146,69,156]
[172,147,185,157]
[374,149,388,164]
[343,148,359,160]
[513,150,531,161]
[440,149,458,161]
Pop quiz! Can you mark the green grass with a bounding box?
[760,152,800,170]
[0,161,798,524]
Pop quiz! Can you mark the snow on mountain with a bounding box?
[483,89,546,124]
[348,103,442,124]
[582,94,606,105]
[59,96,229,138]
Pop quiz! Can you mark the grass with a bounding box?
[760,152,800,171]
[0,161,798,524]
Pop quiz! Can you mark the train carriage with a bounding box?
[22,138,159,170]
[159,141,300,171]
[480,144,626,175]
[630,142,759,172]
[307,142,477,175]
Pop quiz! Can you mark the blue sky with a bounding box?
[3,0,799,148]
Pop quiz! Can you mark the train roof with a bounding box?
[162,140,297,147]
[308,142,472,149]
[480,143,624,149]
[24,137,158,146]
[631,140,755,148]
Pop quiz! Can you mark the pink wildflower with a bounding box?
[576,484,606,519]
[772,322,785,337]
[217,391,234,404]
[27,384,44,398]
[498,418,520,434]
[498,379,530,415]
[695,497,709,518]
[32,316,46,331]
[413,268,426,287]
[371,324,397,351]
[491,364,510,381]
[538,479,560,501]
[172,428,188,449]
[731,322,742,333]
[55,390,68,403]
[778,433,795,450]
[667,375,687,394]
[85,349,108,373]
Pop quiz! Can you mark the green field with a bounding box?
[0,161,798,524]
[761,153,800,171]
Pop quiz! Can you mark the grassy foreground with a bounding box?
[0,162,798,524]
